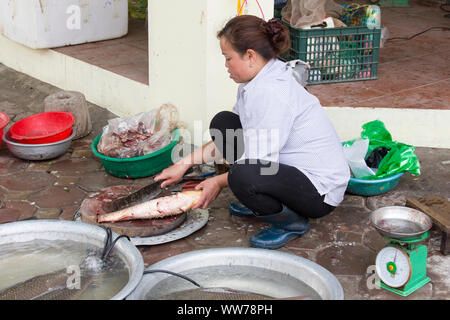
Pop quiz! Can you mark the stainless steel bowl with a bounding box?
[0,220,144,300]
[369,206,433,239]
[2,129,75,160]
[127,248,344,300]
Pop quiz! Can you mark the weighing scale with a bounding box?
[369,206,433,297]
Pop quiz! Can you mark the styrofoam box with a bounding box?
[0,0,128,49]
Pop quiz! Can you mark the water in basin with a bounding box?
[145,265,322,300]
[0,239,129,300]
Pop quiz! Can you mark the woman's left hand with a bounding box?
[191,173,228,210]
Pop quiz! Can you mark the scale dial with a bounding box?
[376,246,412,288]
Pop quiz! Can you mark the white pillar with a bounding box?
[148,0,274,144]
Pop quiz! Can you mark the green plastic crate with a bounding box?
[371,0,409,7]
[282,23,381,85]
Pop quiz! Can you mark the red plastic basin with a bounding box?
[0,112,10,145]
[10,111,75,144]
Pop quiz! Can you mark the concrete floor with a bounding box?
[0,61,449,300]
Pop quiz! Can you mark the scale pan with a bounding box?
[369,206,432,239]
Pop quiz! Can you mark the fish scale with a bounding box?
[32,274,97,300]
[0,269,68,300]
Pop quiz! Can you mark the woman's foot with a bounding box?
[250,205,310,249]
[228,200,255,217]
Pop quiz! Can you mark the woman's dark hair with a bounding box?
[217,15,290,60]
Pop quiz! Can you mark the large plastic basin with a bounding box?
[10,112,75,144]
[346,172,404,196]
[91,128,180,179]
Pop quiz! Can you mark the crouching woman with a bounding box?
[155,15,350,249]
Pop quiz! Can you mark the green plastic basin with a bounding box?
[346,172,404,196]
[91,129,180,179]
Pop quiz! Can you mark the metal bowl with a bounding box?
[2,129,75,160]
[369,206,433,239]
[0,220,144,300]
[127,248,344,300]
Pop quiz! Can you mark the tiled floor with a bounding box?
[52,1,449,109]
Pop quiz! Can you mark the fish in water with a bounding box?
[0,269,71,300]
[32,272,97,300]
[97,191,201,223]
[160,287,311,300]
[0,227,128,300]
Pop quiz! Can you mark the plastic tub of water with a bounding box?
[0,220,144,300]
[127,248,344,300]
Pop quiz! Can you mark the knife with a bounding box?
[108,180,164,212]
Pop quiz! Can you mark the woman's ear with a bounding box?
[246,49,257,63]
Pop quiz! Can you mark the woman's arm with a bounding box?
[178,140,223,169]
[155,140,224,188]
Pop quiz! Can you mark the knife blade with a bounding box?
[108,180,163,212]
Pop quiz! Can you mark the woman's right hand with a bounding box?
[154,162,191,188]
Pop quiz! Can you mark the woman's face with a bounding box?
[220,37,255,83]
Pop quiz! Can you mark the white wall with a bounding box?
[147,0,273,143]
[325,107,450,149]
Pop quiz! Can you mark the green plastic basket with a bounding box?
[281,22,381,85]
[91,128,180,179]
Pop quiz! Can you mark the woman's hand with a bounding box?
[154,162,190,188]
[154,141,218,189]
[191,173,228,210]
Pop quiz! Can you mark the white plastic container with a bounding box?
[0,0,128,49]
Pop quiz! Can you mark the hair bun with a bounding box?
[263,18,284,36]
[263,18,290,55]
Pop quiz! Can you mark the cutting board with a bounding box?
[80,185,186,237]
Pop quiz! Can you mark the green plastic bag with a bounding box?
[343,120,421,179]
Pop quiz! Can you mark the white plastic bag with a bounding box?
[342,139,377,178]
[286,59,310,87]
[97,103,180,158]
[281,0,344,28]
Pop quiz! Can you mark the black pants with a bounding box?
[210,111,335,219]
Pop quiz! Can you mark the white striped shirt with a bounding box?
[232,59,350,206]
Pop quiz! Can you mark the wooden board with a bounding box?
[80,185,186,238]
[406,195,450,255]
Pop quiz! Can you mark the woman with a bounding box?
[155,15,350,249]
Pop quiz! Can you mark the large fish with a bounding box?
[97,191,202,223]
[0,269,68,300]
[0,228,122,300]
[0,269,96,300]
[160,287,311,300]
[32,273,96,300]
